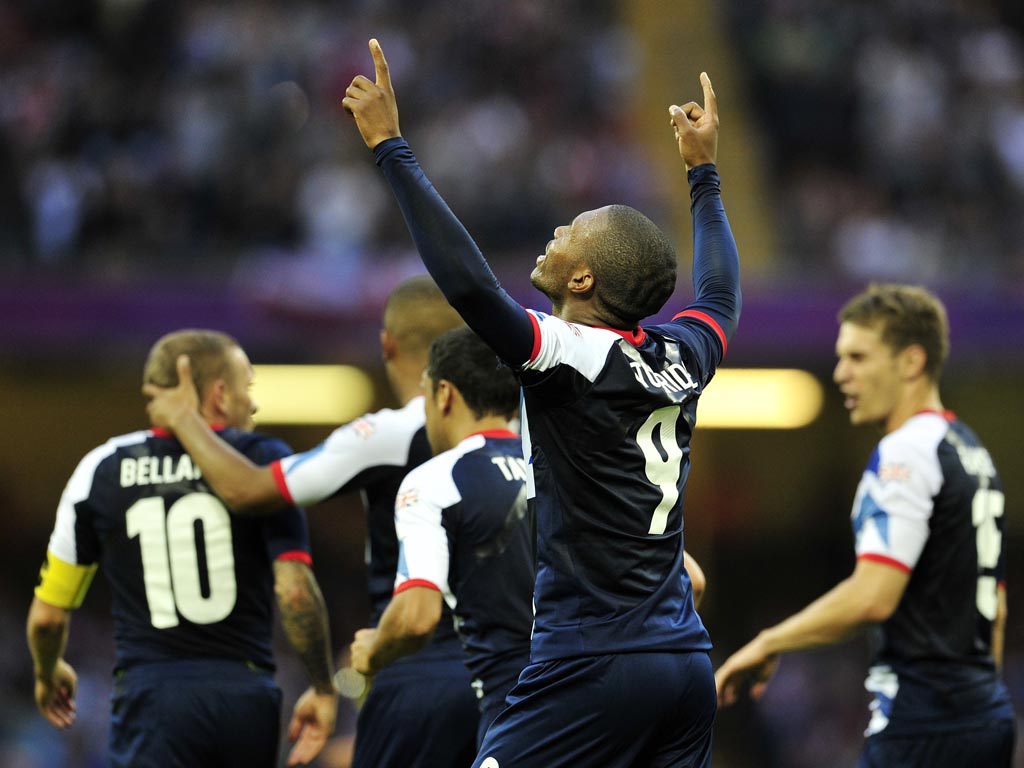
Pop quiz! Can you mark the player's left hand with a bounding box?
[142,354,199,430]
[670,72,718,171]
[34,658,78,729]
[349,627,378,675]
[714,634,779,707]
[286,686,338,766]
[343,39,402,149]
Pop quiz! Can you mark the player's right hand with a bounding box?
[286,686,338,766]
[343,39,402,149]
[142,354,198,430]
[714,635,779,707]
[34,658,77,729]
[670,72,719,171]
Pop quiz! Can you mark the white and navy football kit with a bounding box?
[35,427,311,768]
[850,411,1014,767]
[373,137,740,767]
[271,396,478,768]
[393,430,533,744]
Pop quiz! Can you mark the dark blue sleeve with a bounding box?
[672,164,741,359]
[373,138,536,367]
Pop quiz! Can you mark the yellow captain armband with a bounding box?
[35,550,98,609]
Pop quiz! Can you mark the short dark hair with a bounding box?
[143,329,241,396]
[384,275,464,356]
[427,328,519,420]
[589,205,678,326]
[839,283,949,380]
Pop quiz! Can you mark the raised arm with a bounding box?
[143,356,283,514]
[670,75,741,351]
[343,39,535,366]
[274,559,337,767]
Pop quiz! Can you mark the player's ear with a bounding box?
[381,329,397,362]
[436,380,455,415]
[899,343,927,380]
[206,378,229,419]
[567,264,594,296]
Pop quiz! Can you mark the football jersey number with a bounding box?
[972,487,1005,620]
[126,493,238,629]
[637,406,683,535]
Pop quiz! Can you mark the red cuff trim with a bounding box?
[277,550,312,566]
[151,428,173,438]
[998,580,1007,590]
[672,310,727,356]
[271,461,295,505]
[526,309,542,363]
[394,579,441,595]
[858,553,912,574]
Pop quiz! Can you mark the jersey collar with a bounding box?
[595,325,646,346]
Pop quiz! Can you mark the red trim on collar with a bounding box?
[916,409,956,422]
[595,325,646,346]
[466,429,519,440]
[150,423,227,439]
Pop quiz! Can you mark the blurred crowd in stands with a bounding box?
[725,0,1024,290]
[2,1,1023,766]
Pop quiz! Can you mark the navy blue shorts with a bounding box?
[858,719,1016,768]
[473,651,716,768]
[352,652,479,768]
[109,659,281,768]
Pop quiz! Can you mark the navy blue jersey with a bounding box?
[393,431,533,716]
[851,411,1013,735]
[272,396,460,649]
[372,138,740,664]
[519,312,721,660]
[38,427,310,672]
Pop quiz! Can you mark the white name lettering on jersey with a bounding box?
[958,446,996,479]
[120,455,202,488]
[491,456,528,482]
[629,359,698,395]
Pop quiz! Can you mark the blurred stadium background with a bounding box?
[1,0,1022,765]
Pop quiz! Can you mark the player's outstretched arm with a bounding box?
[143,355,283,515]
[274,560,337,766]
[349,586,442,675]
[343,39,535,367]
[669,74,741,357]
[26,597,77,729]
[715,559,910,707]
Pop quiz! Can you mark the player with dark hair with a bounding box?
[141,278,480,768]
[27,329,336,767]
[343,40,739,768]
[716,284,1015,767]
[350,327,532,743]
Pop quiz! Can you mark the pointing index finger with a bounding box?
[369,38,391,90]
[700,72,717,118]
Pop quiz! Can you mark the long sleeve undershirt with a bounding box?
[373,137,740,365]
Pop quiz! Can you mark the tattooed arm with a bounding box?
[273,559,337,766]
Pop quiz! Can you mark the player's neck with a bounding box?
[885,383,943,434]
[448,415,513,448]
[556,300,635,332]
